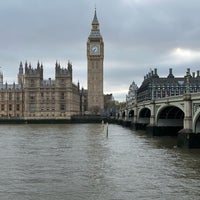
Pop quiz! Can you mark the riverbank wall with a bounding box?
[0,116,117,124]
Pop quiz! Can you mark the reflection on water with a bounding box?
[0,124,199,200]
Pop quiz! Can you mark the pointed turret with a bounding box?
[37,60,40,69]
[92,8,99,27]
[89,8,102,39]
[0,70,3,86]
[18,61,24,85]
[19,61,23,75]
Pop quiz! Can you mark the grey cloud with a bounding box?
[1,0,200,101]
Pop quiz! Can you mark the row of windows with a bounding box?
[40,92,56,97]
[29,104,66,112]
[0,104,20,111]
[0,92,67,101]
[29,92,65,100]
[29,79,66,86]
[0,93,21,101]
[137,89,200,102]
[28,113,67,117]
[152,87,200,91]
[0,103,66,112]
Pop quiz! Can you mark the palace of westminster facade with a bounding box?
[0,10,107,120]
[0,61,81,120]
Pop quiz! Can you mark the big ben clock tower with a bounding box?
[87,9,104,113]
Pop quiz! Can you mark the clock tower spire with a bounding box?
[87,9,104,114]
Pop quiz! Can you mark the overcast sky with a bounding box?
[1,0,200,101]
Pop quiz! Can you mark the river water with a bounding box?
[0,124,199,200]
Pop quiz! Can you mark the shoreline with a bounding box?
[0,116,116,124]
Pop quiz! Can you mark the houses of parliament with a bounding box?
[0,10,109,120]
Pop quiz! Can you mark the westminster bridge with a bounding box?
[117,92,200,148]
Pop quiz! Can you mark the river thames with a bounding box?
[0,124,199,200]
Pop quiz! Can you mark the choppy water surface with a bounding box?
[0,124,200,200]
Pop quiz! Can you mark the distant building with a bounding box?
[80,88,88,115]
[104,94,114,106]
[126,81,138,106]
[0,61,80,120]
[137,68,200,102]
[104,93,115,116]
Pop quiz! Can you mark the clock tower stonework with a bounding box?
[87,9,104,113]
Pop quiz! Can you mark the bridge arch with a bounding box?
[127,109,134,122]
[138,107,151,124]
[193,108,200,133]
[122,111,125,119]
[156,105,184,127]
[156,103,184,116]
[129,110,134,118]
[139,107,151,118]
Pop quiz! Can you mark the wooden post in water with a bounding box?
[102,120,104,131]
[106,122,108,138]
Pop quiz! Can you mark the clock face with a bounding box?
[90,45,99,54]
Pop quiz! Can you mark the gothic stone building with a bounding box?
[0,61,80,120]
[0,9,108,119]
[126,81,138,107]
